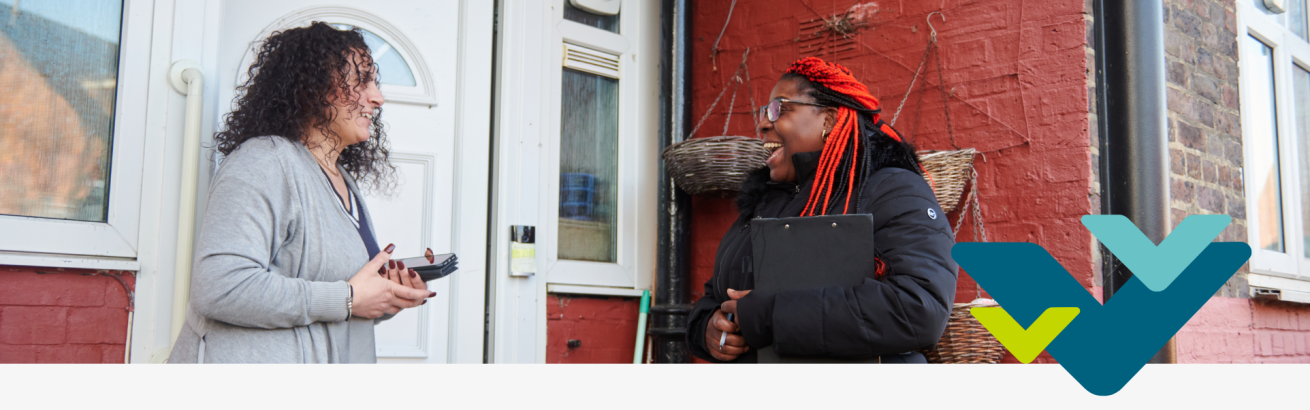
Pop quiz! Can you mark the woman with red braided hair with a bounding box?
[686,57,958,363]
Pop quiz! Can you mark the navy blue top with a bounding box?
[321,169,381,259]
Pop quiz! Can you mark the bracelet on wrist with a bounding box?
[346,283,354,321]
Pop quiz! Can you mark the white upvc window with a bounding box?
[0,0,152,270]
[539,0,656,291]
[1238,0,1310,303]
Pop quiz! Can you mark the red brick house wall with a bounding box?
[687,0,1093,363]
[0,268,134,363]
[545,294,640,363]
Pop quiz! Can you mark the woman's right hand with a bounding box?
[348,244,435,319]
[705,308,750,361]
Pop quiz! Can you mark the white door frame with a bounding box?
[130,0,492,363]
[488,0,661,363]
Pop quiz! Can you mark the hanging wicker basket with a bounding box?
[662,136,769,198]
[917,148,977,213]
[922,298,1006,364]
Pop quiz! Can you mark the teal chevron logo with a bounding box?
[953,215,1250,396]
[1081,215,1232,291]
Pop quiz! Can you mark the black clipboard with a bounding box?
[749,214,881,363]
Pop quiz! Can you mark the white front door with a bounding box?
[185,0,492,363]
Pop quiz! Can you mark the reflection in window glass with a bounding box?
[1292,0,1308,40]
[333,24,416,86]
[0,1,122,222]
[1245,36,1286,252]
[564,0,619,33]
[558,68,618,263]
[1297,66,1310,257]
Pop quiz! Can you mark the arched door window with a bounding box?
[332,24,416,86]
[238,7,437,105]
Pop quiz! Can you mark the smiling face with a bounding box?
[759,76,837,182]
[325,50,385,147]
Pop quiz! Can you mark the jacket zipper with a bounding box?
[719,222,748,301]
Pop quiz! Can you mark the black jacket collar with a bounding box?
[736,151,823,219]
[792,151,821,185]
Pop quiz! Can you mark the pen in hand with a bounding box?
[719,313,735,349]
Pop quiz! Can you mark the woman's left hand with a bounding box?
[381,260,430,305]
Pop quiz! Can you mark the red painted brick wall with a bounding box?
[688,0,1092,362]
[0,267,134,363]
[545,294,640,363]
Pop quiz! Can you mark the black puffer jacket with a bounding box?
[686,151,958,363]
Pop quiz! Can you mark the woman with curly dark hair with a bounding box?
[168,22,433,363]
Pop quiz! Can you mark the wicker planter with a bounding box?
[922,298,1006,364]
[917,148,977,213]
[661,136,768,198]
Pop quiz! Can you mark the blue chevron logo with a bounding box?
[952,215,1250,396]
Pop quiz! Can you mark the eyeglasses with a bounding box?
[758,98,830,123]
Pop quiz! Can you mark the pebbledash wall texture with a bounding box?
[0,268,134,363]
[1165,0,1310,363]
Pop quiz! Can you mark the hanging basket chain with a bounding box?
[891,12,944,126]
[935,36,960,150]
[710,0,739,71]
[950,166,987,299]
[744,59,761,139]
[723,74,741,136]
[688,48,750,140]
[909,58,930,144]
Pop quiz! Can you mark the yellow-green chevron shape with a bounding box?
[971,307,1081,364]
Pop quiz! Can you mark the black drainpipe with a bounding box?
[1096,0,1175,363]
[647,0,693,363]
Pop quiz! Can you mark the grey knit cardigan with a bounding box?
[169,136,386,363]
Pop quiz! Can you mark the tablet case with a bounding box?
[749,214,881,363]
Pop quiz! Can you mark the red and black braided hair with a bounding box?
[782,57,923,216]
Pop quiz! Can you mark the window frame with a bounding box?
[1238,0,1310,292]
[0,0,152,270]
[539,0,655,290]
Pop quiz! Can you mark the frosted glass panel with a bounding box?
[0,1,122,222]
[558,68,618,263]
[334,24,416,87]
[1245,36,1286,253]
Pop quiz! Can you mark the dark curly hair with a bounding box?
[214,21,395,192]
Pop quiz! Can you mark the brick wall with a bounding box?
[0,267,134,363]
[1164,0,1249,293]
[688,0,1092,363]
[1164,0,1310,363]
[545,294,640,363]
